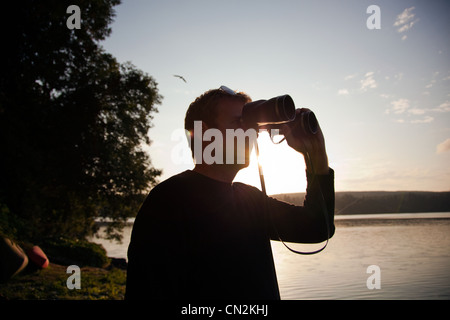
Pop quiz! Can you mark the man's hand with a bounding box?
[281,108,329,175]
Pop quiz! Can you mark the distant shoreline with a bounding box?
[92,191,450,224]
[333,212,450,228]
[271,191,450,215]
[335,212,450,219]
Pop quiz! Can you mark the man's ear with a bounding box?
[190,120,208,139]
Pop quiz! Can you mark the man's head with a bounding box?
[185,87,251,133]
[185,87,253,170]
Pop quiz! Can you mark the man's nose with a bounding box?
[239,117,248,130]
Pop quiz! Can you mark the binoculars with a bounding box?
[242,95,318,135]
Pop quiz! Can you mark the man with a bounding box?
[125,86,335,300]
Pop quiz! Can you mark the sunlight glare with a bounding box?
[234,131,307,195]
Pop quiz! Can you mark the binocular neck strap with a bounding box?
[255,140,330,255]
[255,141,266,195]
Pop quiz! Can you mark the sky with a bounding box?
[100,0,450,194]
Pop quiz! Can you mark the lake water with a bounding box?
[90,212,450,300]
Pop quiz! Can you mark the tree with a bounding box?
[0,0,162,242]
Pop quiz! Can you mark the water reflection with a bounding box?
[90,213,450,299]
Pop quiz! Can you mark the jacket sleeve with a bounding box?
[266,168,335,244]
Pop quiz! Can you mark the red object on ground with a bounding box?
[26,245,50,269]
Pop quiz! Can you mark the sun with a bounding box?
[234,131,307,195]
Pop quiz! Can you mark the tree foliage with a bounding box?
[0,0,162,242]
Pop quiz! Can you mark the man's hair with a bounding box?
[184,88,251,133]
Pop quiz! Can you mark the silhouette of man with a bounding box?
[125,87,335,300]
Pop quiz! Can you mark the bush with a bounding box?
[42,238,110,268]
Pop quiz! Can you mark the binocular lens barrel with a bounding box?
[242,94,318,135]
[242,95,296,128]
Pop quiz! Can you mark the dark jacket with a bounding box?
[125,169,335,299]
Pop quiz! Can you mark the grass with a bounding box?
[0,263,126,300]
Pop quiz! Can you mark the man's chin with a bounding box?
[221,159,250,171]
[233,158,251,170]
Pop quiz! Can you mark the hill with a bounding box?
[270,191,450,215]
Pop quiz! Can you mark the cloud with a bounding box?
[436,138,450,154]
[393,7,419,40]
[386,99,450,119]
[385,99,435,124]
[393,7,415,26]
[338,89,349,96]
[394,72,404,82]
[397,20,418,33]
[394,7,418,32]
[408,108,426,115]
[431,101,450,113]
[360,72,377,91]
[410,116,434,124]
[393,117,434,124]
[344,73,357,80]
[388,98,410,114]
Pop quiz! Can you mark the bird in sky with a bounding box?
[173,74,187,83]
